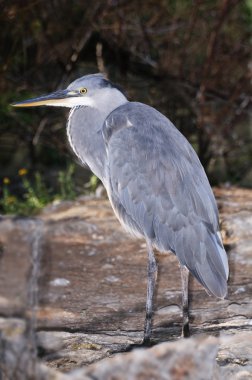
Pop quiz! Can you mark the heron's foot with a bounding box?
[123,339,154,352]
[143,309,153,342]
[141,335,153,347]
[181,321,190,338]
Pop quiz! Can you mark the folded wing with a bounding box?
[103,102,229,298]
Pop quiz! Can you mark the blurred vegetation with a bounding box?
[0,0,251,214]
[0,165,78,215]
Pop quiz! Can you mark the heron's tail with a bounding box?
[175,226,229,299]
[189,232,229,298]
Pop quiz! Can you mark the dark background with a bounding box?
[1,0,251,201]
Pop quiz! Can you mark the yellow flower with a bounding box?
[18,168,28,176]
[6,196,17,204]
[3,177,10,185]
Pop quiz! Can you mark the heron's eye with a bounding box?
[79,87,87,95]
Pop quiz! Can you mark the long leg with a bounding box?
[143,238,158,344]
[180,264,190,338]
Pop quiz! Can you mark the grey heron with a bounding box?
[12,73,229,343]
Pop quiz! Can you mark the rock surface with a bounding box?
[0,187,251,379]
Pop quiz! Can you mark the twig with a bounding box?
[96,42,108,77]
[32,117,48,145]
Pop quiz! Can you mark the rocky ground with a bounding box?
[0,187,251,379]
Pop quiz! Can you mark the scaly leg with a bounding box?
[180,264,190,338]
[143,239,157,344]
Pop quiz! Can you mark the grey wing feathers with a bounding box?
[103,102,229,298]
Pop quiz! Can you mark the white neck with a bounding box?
[66,88,128,183]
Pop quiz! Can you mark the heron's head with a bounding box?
[12,74,126,109]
